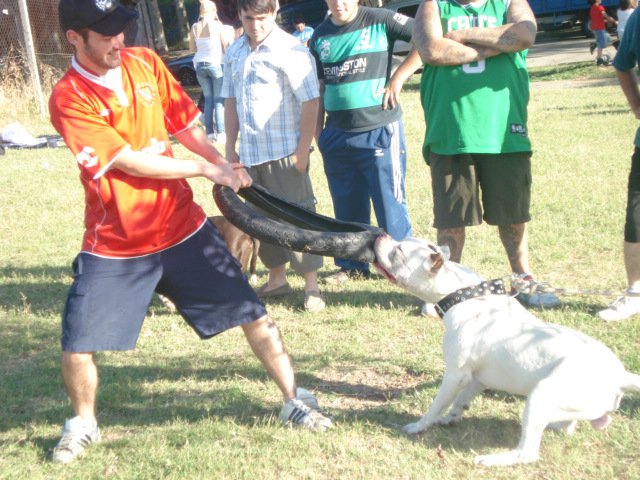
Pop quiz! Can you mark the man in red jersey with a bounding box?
[49,0,331,464]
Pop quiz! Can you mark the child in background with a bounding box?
[617,0,634,40]
[588,0,617,65]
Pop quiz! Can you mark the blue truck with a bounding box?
[281,0,618,38]
[529,0,619,35]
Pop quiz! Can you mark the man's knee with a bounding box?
[61,351,95,368]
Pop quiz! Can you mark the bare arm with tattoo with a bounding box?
[413,0,501,66]
[445,0,537,53]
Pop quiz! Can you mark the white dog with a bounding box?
[373,234,640,467]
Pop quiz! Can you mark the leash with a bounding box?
[508,274,629,298]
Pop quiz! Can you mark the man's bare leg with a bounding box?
[61,352,98,420]
[437,227,465,263]
[498,223,529,274]
[624,241,640,290]
[242,315,296,400]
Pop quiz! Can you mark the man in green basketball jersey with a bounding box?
[413,0,561,311]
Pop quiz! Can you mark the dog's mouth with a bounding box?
[373,262,397,283]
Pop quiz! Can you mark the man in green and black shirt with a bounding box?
[414,0,561,310]
[309,0,423,284]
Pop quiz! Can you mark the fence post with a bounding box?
[17,0,46,117]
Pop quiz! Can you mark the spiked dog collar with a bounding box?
[435,279,507,318]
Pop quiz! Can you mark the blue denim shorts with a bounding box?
[595,29,611,49]
[61,220,266,352]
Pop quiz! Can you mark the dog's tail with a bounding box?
[249,238,260,285]
[622,371,640,392]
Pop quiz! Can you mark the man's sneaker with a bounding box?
[295,387,320,410]
[512,274,562,309]
[324,269,370,285]
[215,132,226,144]
[420,302,439,318]
[598,296,640,322]
[280,397,332,432]
[52,416,101,464]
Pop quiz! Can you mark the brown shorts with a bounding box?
[246,155,323,273]
[429,152,532,229]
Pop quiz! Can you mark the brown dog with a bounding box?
[158,216,260,311]
[209,215,259,284]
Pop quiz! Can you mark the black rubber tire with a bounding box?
[213,184,383,263]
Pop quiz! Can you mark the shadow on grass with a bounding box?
[0,266,71,316]
[3,360,525,462]
[1,266,428,317]
[4,345,640,461]
[0,348,431,429]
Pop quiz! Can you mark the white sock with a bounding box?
[626,283,640,297]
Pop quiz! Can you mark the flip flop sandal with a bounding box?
[256,282,294,298]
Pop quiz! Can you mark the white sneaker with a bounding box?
[598,296,640,322]
[420,302,439,317]
[52,416,101,464]
[215,132,226,144]
[280,394,332,432]
[512,274,562,309]
[207,133,216,142]
[295,387,320,410]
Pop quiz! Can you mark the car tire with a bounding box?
[179,67,197,86]
[212,184,383,263]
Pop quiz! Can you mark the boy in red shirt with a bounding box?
[589,0,617,65]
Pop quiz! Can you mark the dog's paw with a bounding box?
[591,414,612,431]
[436,411,463,426]
[548,420,577,435]
[403,421,427,435]
[474,450,538,467]
[158,294,176,312]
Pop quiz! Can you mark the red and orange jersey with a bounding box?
[50,47,206,257]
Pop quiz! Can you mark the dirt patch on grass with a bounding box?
[313,363,430,410]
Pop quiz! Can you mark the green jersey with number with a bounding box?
[421,0,531,155]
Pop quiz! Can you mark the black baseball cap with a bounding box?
[59,0,138,36]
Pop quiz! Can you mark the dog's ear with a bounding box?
[438,245,450,261]
[428,252,444,273]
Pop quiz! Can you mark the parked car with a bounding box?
[165,53,197,86]
[385,0,617,39]
[276,0,328,33]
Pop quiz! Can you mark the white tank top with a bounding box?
[191,20,224,66]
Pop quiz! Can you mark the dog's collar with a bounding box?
[435,278,507,318]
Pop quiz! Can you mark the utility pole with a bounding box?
[17,0,45,117]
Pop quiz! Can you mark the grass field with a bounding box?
[2,64,640,479]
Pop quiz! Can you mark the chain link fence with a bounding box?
[0,0,170,121]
